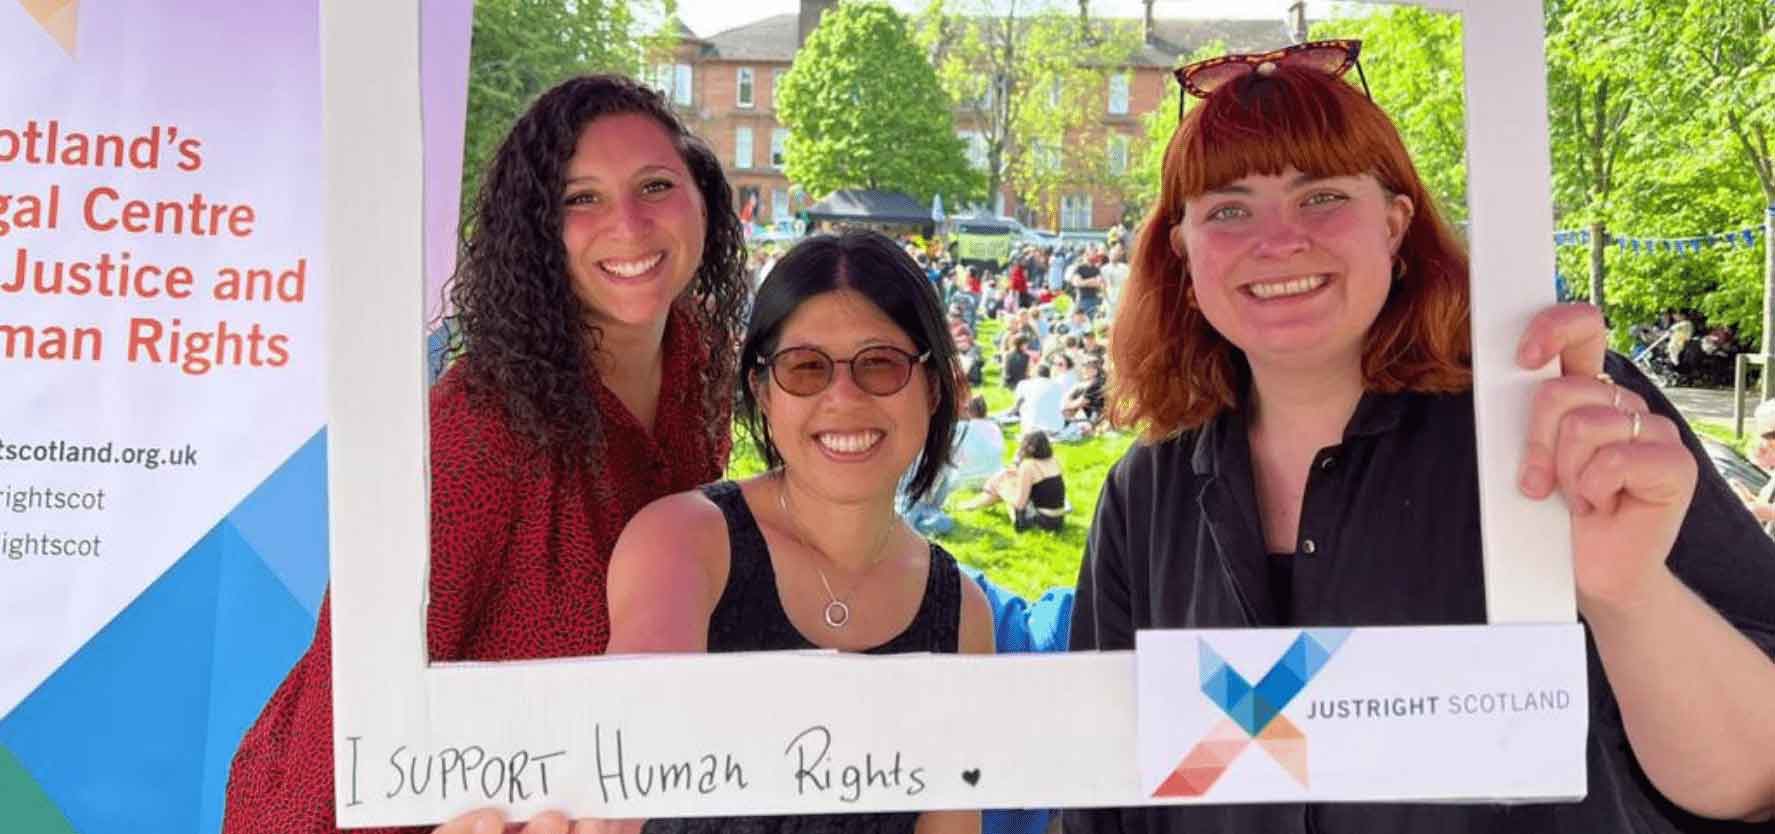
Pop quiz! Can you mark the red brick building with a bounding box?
[649,4,1292,232]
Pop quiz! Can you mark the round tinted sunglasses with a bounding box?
[1174,39,1368,115]
[761,345,931,397]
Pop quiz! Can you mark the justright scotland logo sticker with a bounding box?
[1152,629,1350,797]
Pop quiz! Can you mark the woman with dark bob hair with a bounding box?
[224,74,749,834]
[962,429,1068,533]
[1068,47,1775,832]
[596,229,993,834]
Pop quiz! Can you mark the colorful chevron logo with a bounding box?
[1152,628,1351,797]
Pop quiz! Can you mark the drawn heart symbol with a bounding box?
[961,769,980,786]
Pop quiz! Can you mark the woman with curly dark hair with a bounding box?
[222,74,749,834]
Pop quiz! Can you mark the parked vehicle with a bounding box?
[952,214,1075,269]
[954,216,1018,270]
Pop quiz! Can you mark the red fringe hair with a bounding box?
[1109,65,1472,442]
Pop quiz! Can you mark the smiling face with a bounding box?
[758,289,934,505]
[1176,166,1412,377]
[559,112,707,336]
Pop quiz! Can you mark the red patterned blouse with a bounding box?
[221,308,729,834]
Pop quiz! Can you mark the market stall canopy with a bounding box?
[804,188,935,229]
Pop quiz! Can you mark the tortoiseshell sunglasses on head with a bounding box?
[1173,39,1370,117]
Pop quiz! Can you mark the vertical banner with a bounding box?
[0,1,475,830]
[0,3,328,831]
[0,0,326,720]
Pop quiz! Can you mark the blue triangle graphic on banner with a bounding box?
[226,429,330,616]
[199,526,316,834]
[0,525,225,834]
[0,520,316,834]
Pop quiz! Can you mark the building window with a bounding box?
[674,65,693,106]
[772,188,791,221]
[1062,193,1093,230]
[959,130,988,171]
[647,64,694,107]
[1108,134,1130,176]
[737,67,755,108]
[735,127,754,169]
[773,68,786,109]
[1049,77,1063,108]
[1108,72,1130,115]
[1034,139,1060,173]
[771,128,789,168]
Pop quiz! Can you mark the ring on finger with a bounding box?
[1595,371,1623,409]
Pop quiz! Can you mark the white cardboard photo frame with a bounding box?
[324,0,1585,826]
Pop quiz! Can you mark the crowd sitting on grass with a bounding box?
[884,237,1127,536]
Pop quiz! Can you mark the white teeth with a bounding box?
[817,431,884,455]
[1248,274,1328,299]
[600,253,663,277]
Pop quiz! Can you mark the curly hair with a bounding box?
[1110,65,1471,441]
[442,74,747,467]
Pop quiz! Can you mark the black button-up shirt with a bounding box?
[1066,355,1775,833]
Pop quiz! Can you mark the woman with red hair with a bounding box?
[1067,43,1775,832]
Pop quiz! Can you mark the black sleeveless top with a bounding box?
[1027,473,1066,512]
[641,480,963,834]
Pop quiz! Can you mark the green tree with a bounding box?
[1548,0,1770,355]
[1653,0,1774,371]
[778,1,983,206]
[1310,6,1467,224]
[460,0,676,220]
[915,0,1141,222]
[1544,0,1655,314]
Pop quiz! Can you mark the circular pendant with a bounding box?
[823,600,851,629]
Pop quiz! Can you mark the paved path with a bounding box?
[1661,384,1743,427]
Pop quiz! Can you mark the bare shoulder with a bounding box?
[610,488,731,585]
[956,572,996,655]
[623,489,726,543]
[607,488,733,654]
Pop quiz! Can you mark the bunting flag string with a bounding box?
[1553,211,1771,255]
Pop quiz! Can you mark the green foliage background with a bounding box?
[1544,0,1772,349]
[915,0,1145,222]
[777,1,984,206]
[458,0,677,224]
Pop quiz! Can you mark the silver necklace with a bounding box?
[775,471,894,629]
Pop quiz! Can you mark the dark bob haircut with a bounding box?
[737,230,963,502]
[443,74,747,467]
[1019,429,1053,461]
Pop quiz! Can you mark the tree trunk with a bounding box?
[987,144,1003,215]
[1588,220,1607,313]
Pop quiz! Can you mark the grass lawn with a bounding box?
[1691,417,1763,464]
[726,316,1134,600]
